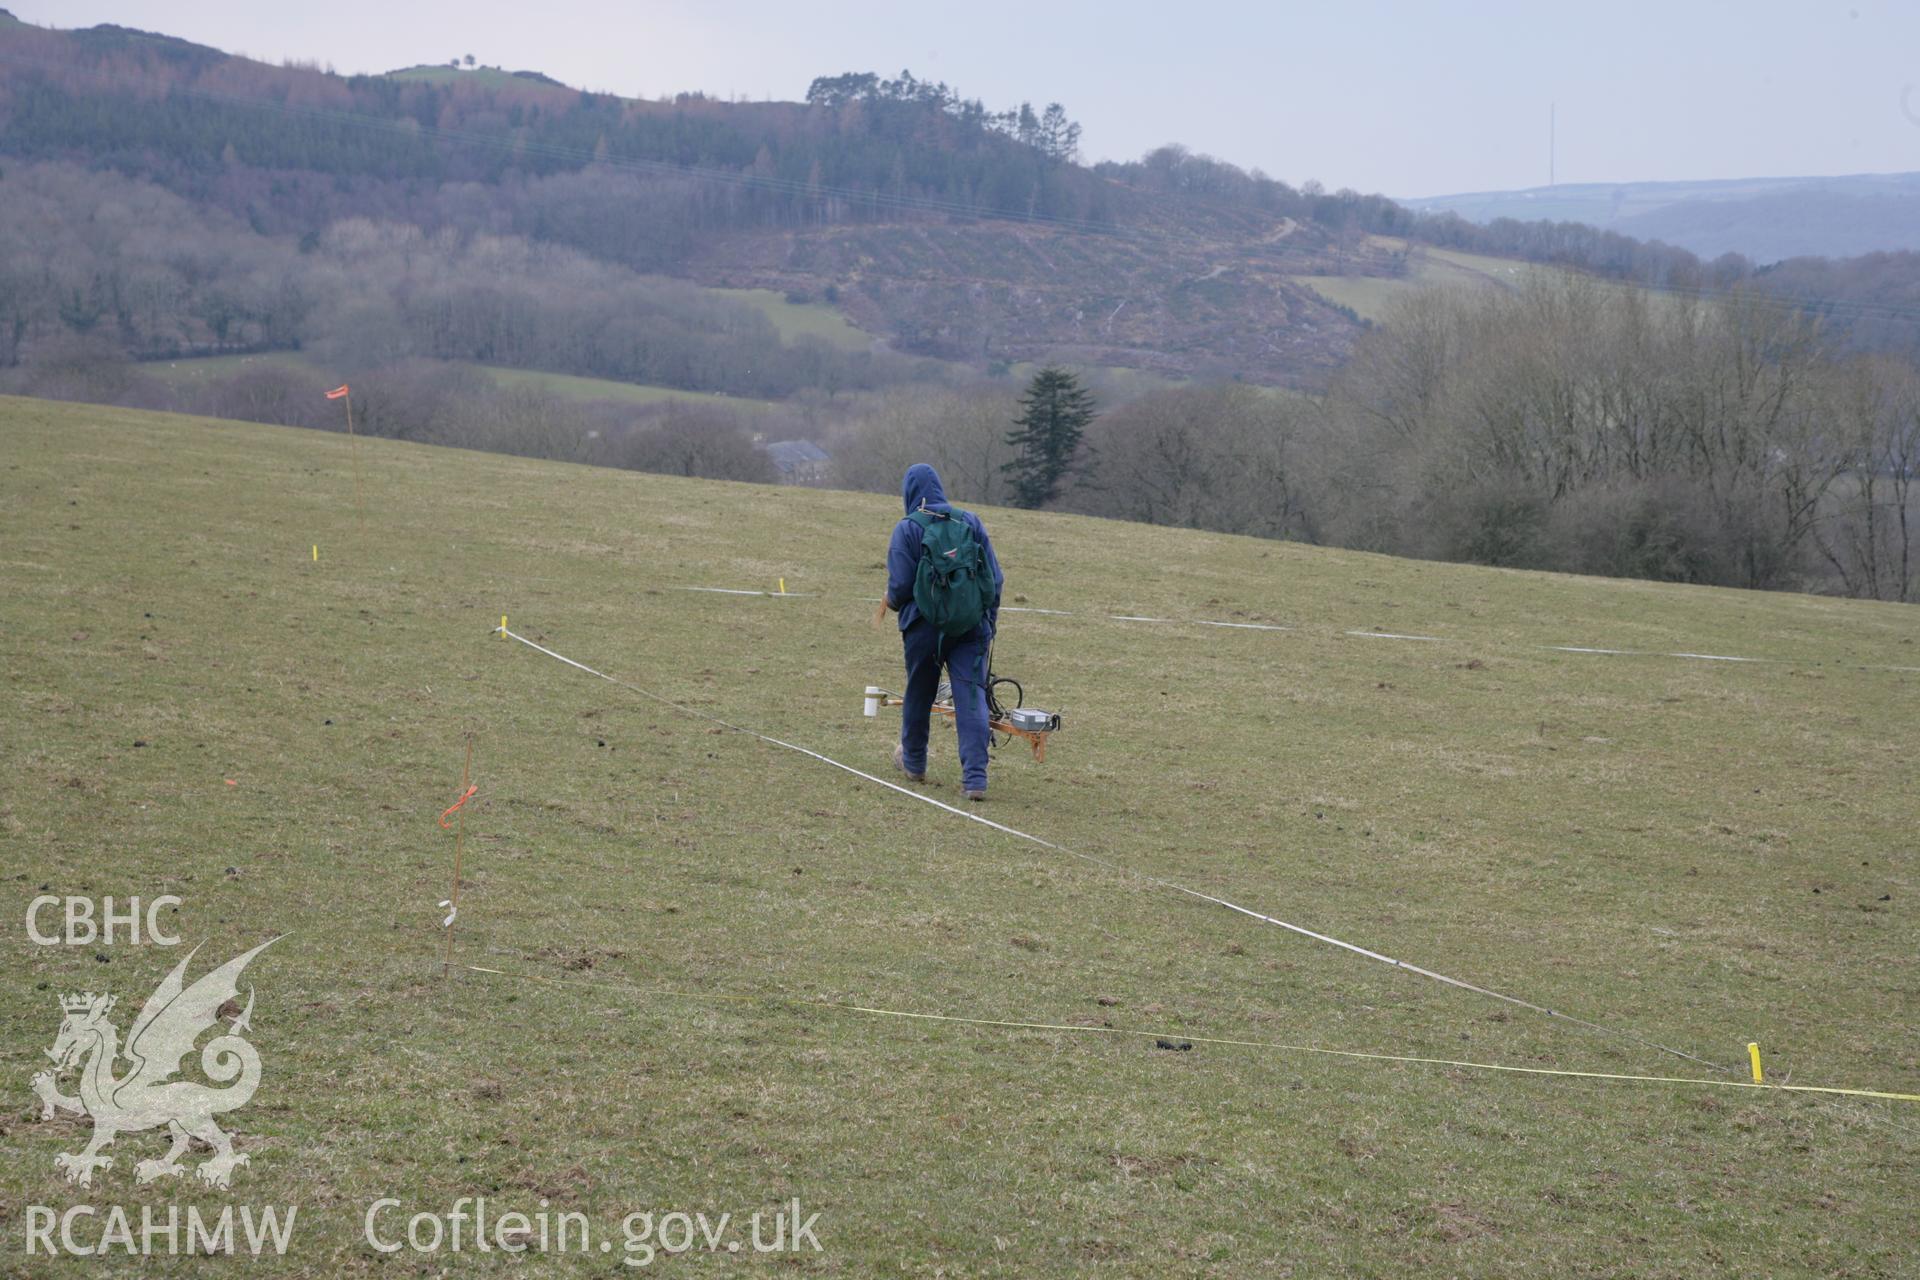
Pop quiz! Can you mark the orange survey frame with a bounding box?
[873,694,1055,761]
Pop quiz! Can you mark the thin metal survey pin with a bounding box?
[439,735,478,978]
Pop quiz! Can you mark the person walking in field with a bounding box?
[883,463,1004,800]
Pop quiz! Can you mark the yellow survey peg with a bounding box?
[778,578,787,595]
[312,544,318,562]
[1748,1042,1764,1084]
[500,615,507,638]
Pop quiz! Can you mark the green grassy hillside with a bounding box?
[2,397,1915,1275]
[146,353,769,411]
[709,288,877,353]
[478,364,770,410]
[383,64,564,91]
[1293,238,1543,322]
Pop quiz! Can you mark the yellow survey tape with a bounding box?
[462,965,1920,1105]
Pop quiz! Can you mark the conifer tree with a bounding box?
[1001,366,1094,508]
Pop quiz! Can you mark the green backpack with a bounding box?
[909,509,991,639]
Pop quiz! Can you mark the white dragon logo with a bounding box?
[30,938,279,1189]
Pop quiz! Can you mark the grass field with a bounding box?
[1003,361,1185,404]
[141,352,313,386]
[478,365,768,411]
[1294,239,1539,323]
[709,288,877,353]
[3,396,1916,1275]
[382,65,561,91]
[144,354,765,410]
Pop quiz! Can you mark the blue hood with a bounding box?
[902,463,951,515]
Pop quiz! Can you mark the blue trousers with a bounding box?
[899,621,991,792]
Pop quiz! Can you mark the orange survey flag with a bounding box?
[324,385,350,400]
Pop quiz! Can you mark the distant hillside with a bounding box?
[1408,172,1920,263]
[4,14,1913,604]
[3,8,1917,393]
[0,15,1404,384]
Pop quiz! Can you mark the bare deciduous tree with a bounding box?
[1814,357,1920,601]
[1066,384,1309,539]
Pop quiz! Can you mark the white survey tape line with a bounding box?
[1546,645,1781,664]
[673,586,812,597]
[1548,645,1644,656]
[671,582,1911,673]
[495,623,1733,1074]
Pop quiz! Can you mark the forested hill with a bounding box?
[1,26,1128,236]
[3,11,1917,387]
[0,13,1381,382]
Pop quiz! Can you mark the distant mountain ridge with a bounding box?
[1407,172,1920,263]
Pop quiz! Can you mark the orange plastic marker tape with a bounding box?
[438,784,478,829]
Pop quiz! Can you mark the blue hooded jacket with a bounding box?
[887,463,1003,638]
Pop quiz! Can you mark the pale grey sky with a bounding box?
[11,1,1920,195]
